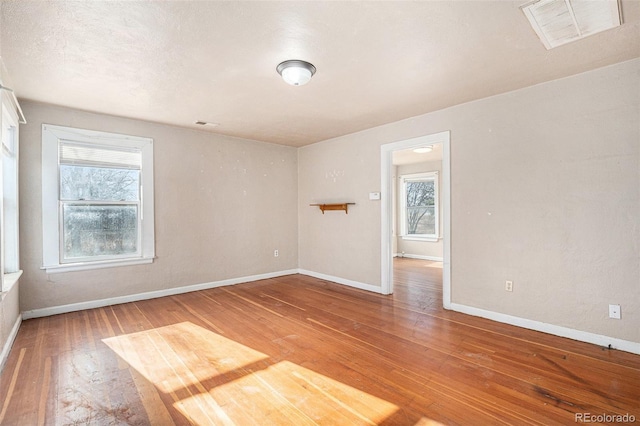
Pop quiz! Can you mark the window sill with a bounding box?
[1,270,23,296]
[42,257,154,274]
[401,235,440,243]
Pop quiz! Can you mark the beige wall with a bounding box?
[298,59,639,343]
[298,136,381,284]
[395,160,443,259]
[19,102,298,312]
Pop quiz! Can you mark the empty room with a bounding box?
[0,1,639,424]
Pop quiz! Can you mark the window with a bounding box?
[42,125,154,273]
[1,94,21,291]
[399,172,439,241]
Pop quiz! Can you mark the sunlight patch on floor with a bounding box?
[103,322,269,394]
[103,321,399,424]
[414,417,445,425]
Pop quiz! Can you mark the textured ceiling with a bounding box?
[1,1,639,147]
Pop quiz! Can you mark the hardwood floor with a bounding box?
[1,258,639,425]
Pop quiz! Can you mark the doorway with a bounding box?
[380,131,451,309]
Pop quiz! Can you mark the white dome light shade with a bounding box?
[281,66,311,86]
[277,60,316,86]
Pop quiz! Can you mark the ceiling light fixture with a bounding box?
[413,147,433,154]
[276,60,316,86]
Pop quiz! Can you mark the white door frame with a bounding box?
[380,131,451,309]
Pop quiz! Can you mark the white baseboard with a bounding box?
[22,268,637,356]
[0,314,22,373]
[22,269,299,320]
[450,303,640,355]
[22,268,380,320]
[298,269,384,294]
[395,254,443,261]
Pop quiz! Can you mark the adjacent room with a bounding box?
[0,1,638,424]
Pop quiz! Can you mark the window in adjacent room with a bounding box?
[41,125,155,273]
[399,172,439,241]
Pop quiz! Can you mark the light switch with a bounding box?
[369,192,381,200]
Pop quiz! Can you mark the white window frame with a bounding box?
[42,124,155,273]
[399,171,439,242]
[1,91,22,292]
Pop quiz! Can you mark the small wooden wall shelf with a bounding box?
[310,203,356,214]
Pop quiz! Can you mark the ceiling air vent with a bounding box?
[521,0,621,49]
[195,121,219,127]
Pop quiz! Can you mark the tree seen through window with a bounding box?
[405,180,435,235]
[60,165,140,260]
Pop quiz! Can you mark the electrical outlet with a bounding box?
[274,249,279,257]
[505,280,513,292]
[609,304,621,319]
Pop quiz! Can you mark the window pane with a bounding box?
[405,180,436,235]
[406,181,434,207]
[60,165,139,201]
[62,204,138,260]
[2,108,19,276]
[406,206,435,235]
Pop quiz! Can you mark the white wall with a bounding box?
[19,102,298,313]
[298,59,640,344]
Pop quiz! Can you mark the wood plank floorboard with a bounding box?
[1,258,639,425]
